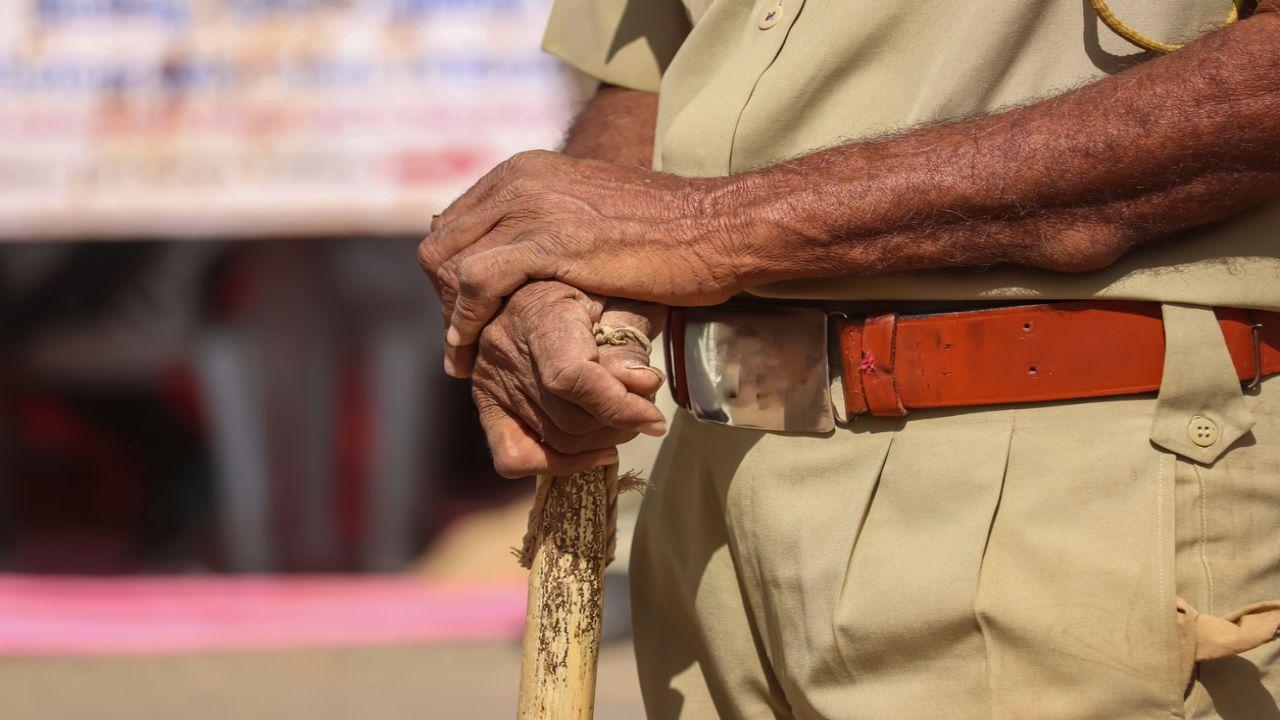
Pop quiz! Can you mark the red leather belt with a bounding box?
[669,301,1280,419]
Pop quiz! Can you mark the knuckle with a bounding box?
[505,176,537,197]
[471,389,501,418]
[543,361,587,397]
[505,284,544,314]
[503,151,533,173]
[476,319,507,352]
[436,259,459,291]
[512,149,551,166]
[417,238,440,273]
[491,455,527,479]
[489,440,534,479]
[456,257,489,294]
[519,231,561,259]
[452,294,485,324]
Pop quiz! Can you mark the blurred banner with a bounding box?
[0,0,574,240]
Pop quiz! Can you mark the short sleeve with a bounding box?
[542,0,692,93]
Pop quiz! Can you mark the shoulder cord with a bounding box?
[1090,0,1243,54]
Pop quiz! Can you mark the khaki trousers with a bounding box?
[630,305,1279,719]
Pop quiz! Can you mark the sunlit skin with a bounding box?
[466,280,666,478]
[423,88,668,478]
[420,5,1280,476]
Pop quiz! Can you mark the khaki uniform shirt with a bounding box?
[543,0,1280,311]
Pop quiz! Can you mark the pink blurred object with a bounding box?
[0,575,526,655]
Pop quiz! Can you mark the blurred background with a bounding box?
[0,1,653,717]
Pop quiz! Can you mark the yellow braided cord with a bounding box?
[1090,0,1241,54]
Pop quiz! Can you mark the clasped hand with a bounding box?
[462,280,667,477]
[419,150,752,476]
[419,149,750,365]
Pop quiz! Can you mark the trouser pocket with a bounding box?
[973,401,1185,719]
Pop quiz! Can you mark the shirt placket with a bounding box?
[725,0,806,173]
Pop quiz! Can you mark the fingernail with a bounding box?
[446,325,461,346]
[443,356,459,378]
[640,420,668,437]
[627,363,666,382]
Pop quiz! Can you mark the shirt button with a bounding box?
[758,0,782,29]
[1188,415,1221,448]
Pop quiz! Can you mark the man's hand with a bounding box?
[419,85,674,480]
[419,149,746,353]
[470,280,666,478]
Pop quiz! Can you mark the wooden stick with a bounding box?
[517,466,612,720]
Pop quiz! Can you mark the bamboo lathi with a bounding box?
[516,466,614,720]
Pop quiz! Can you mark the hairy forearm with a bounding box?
[562,84,659,168]
[562,85,668,336]
[717,9,1280,283]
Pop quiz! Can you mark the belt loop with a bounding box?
[664,308,690,410]
[861,312,907,417]
[835,313,869,417]
[1247,311,1264,391]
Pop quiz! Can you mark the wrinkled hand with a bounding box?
[471,281,667,479]
[418,150,748,371]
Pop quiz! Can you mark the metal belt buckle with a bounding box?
[672,303,834,433]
